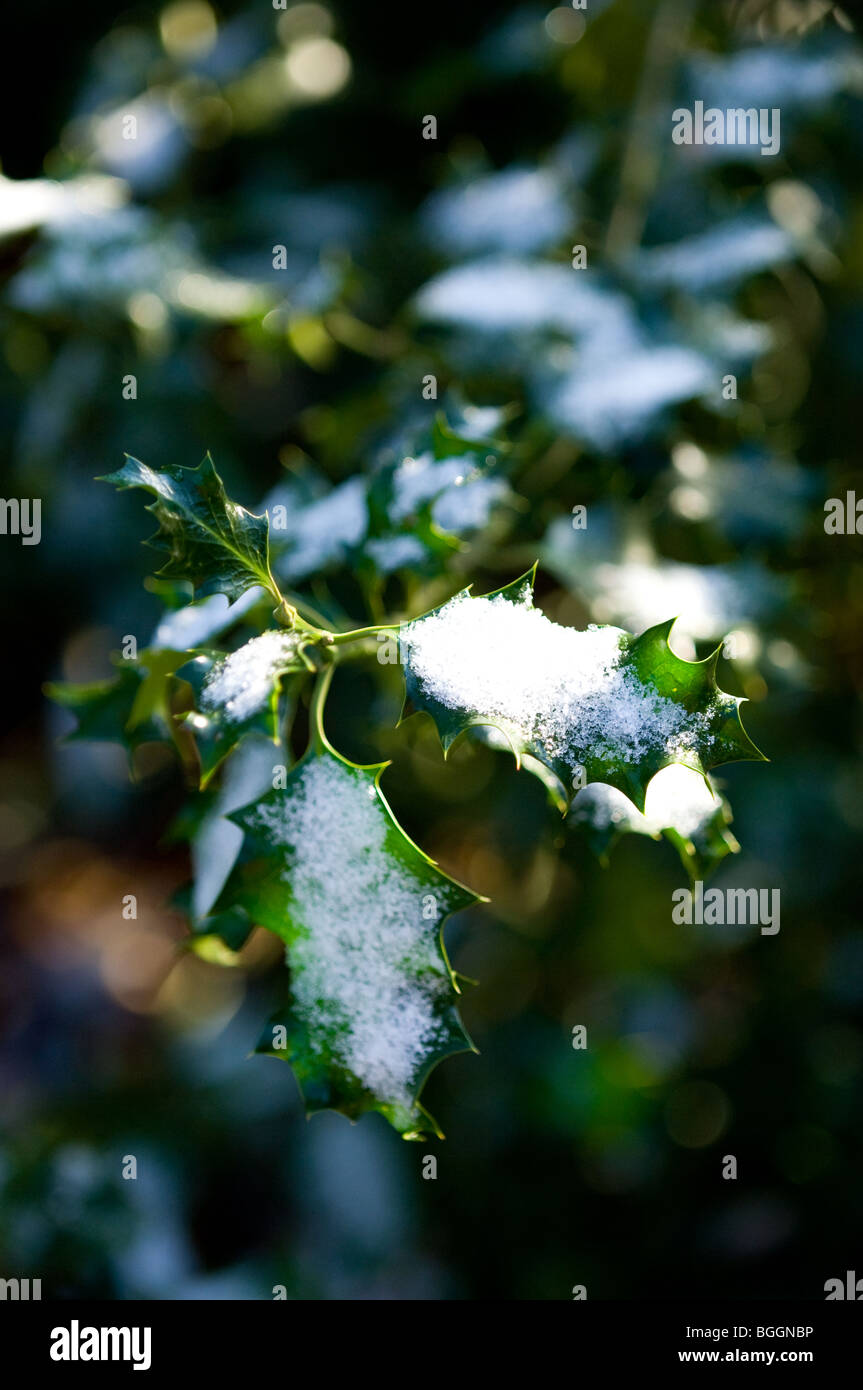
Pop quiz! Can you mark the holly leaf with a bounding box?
[46,667,159,750]
[569,765,739,880]
[169,734,278,952]
[215,743,481,1139]
[430,407,508,460]
[399,567,765,813]
[149,587,268,653]
[178,632,308,786]
[663,797,739,882]
[99,453,275,602]
[45,650,184,754]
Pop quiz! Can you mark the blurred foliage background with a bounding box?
[1,0,863,1299]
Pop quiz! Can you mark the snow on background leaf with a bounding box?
[264,411,513,582]
[8,203,273,322]
[542,503,787,649]
[268,476,368,583]
[413,253,779,450]
[414,257,633,338]
[632,214,796,294]
[150,588,266,653]
[538,343,716,452]
[420,165,573,257]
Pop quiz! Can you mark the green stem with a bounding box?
[330,623,399,646]
[309,663,336,753]
[281,590,335,632]
[267,574,399,653]
[264,565,335,641]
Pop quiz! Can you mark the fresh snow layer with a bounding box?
[401,593,712,778]
[389,452,507,535]
[249,756,451,1107]
[201,631,298,723]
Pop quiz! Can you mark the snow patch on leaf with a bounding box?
[243,755,462,1109]
[401,592,713,781]
[201,631,301,723]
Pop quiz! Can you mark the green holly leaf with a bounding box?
[569,765,739,880]
[663,797,739,881]
[215,742,480,1139]
[45,650,184,753]
[431,407,508,459]
[46,668,158,750]
[178,632,308,786]
[399,567,765,813]
[99,453,276,603]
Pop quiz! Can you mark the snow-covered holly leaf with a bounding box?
[420,165,571,258]
[632,214,794,295]
[99,453,275,602]
[269,476,368,584]
[370,449,510,540]
[150,587,267,653]
[399,567,765,813]
[569,765,739,880]
[215,743,480,1139]
[535,341,716,452]
[178,632,308,786]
